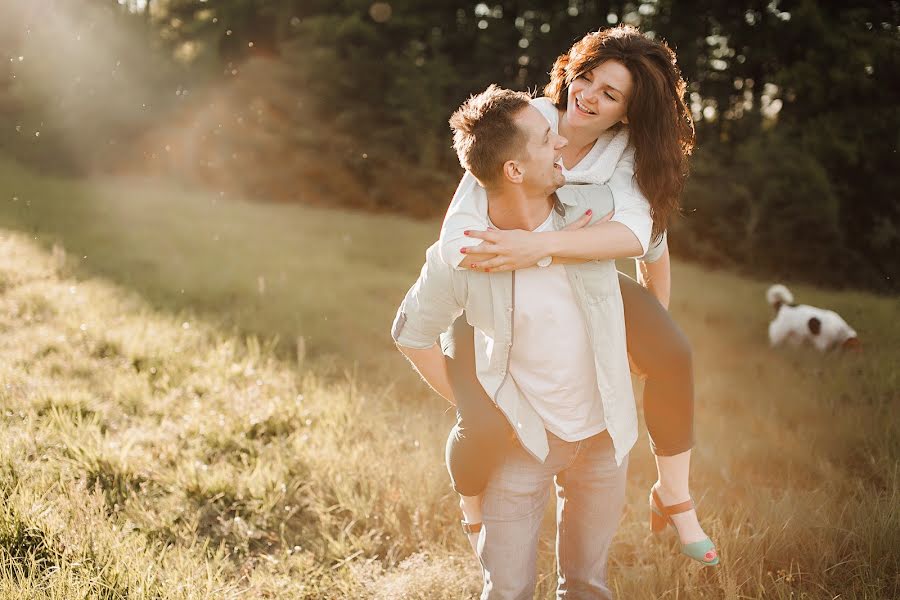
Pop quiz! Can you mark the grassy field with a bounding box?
[0,158,898,599]
[0,159,436,378]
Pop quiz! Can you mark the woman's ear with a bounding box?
[621,114,629,125]
[503,160,524,184]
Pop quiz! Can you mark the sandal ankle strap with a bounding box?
[652,489,695,517]
[461,520,483,535]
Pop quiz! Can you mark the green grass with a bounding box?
[0,158,436,376]
[0,158,897,598]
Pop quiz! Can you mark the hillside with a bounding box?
[0,163,897,598]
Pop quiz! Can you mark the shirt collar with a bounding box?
[554,185,580,207]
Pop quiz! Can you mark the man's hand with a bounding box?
[461,209,612,272]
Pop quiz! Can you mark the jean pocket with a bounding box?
[481,451,550,522]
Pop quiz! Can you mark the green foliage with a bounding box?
[675,134,848,285]
[651,1,899,290]
[0,0,897,289]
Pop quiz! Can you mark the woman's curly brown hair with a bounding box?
[544,25,695,241]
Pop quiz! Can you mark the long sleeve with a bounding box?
[392,243,467,349]
[437,171,490,269]
[603,146,653,256]
[556,120,654,258]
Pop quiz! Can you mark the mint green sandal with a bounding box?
[650,487,719,566]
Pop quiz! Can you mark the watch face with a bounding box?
[537,256,552,268]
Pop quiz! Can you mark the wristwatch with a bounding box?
[537,256,553,268]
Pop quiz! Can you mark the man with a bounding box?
[391,85,640,599]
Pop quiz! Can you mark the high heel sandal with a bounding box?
[649,487,719,567]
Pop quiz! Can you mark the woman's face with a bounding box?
[563,59,633,136]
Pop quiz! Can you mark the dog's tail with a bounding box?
[766,284,794,312]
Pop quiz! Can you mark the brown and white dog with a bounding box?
[766,284,861,352]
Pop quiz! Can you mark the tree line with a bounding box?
[0,1,897,290]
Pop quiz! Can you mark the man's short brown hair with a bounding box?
[449,85,532,186]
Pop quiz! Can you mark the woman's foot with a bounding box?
[651,482,709,545]
[650,482,718,566]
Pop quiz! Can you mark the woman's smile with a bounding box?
[575,96,597,115]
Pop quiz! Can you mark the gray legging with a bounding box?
[444,272,694,496]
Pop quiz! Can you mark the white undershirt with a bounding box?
[505,213,607,442]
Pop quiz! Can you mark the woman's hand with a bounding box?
[461,209,612,272]
[460,229,548,272]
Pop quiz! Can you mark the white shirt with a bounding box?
[506,212,607,441]
[394,184,638,465]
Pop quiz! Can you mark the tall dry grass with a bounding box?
[0,161,897,598]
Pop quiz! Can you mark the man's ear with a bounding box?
[503,160,524,184]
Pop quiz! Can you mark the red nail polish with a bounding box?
[586,209,593,215]
[460,248,466,254]
[464,230,470,236]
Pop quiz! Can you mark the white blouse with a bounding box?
[439,96,666,268]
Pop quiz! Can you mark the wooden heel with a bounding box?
[650,504,668,533]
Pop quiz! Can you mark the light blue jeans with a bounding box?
[478,430,628,600]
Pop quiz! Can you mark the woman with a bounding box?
[441,25,718,567]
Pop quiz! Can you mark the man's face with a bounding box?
[512,105,568,196]
[563,59,632,135]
